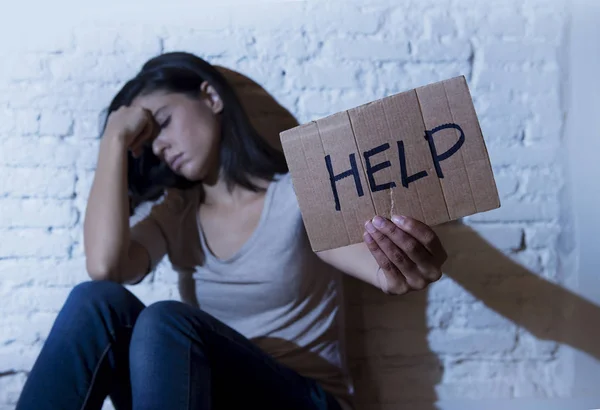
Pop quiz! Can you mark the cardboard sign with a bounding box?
[280,76,500,252]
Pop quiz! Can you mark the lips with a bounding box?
[168,153,184,171]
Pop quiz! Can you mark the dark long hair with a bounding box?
[101,52,288,214]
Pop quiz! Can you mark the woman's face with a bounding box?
[130,81,224,182]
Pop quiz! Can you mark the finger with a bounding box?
[372,216,441,282]
[363,231,408,294]
[365,220,427,290]
[130,117,157,157]
[391,215,447,264]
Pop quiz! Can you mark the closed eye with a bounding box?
[160,116,171,129]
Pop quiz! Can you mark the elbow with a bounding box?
[85,259,120,282]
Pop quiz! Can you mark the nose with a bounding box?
[152,135,168,159]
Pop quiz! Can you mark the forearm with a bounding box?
[317,242,382,289]
[83,136,131,281]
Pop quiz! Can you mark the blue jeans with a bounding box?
[16,281,343,410]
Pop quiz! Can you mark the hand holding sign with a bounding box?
[363,215,447,294]
[281,76,500,252]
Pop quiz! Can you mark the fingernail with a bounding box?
[365,221,376,233]
[392,215,406,225]
[372,216,385,228]
[363,232,373,243]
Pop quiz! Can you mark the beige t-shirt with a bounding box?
[130,172,354,409]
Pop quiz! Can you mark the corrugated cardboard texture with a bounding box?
[280,76,500,252]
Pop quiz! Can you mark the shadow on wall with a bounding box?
[345,221,600,410]
[216,65,298,153]
[215,68,600,409]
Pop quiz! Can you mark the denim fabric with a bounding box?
[16,281,343,410]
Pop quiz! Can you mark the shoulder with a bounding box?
[140,186,199,229]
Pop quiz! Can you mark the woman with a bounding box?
[16,52,447,410]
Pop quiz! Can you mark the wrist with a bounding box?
[100,132,128,152]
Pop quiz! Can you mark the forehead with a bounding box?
[130,91,183,113]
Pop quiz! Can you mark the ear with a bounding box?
[200,81,224,114]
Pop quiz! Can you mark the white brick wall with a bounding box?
[0,0,575,408]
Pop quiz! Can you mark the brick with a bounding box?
[428,328,516,354]
[442,359,518,382]
[163,32,246,59]
[410,38,472,62]
[74,140,100,170]
[39,111,73,137]
[0,229,71,258]
[253,31,314,61]
[73,111,104,139]
[329,90,379,114]
[435,381,513,399]
[495,174,520,198]
[229,2,305,31]
[347,297,437,331]
[0,199,76,228]
[102,399,116,410]
[349,360,443,402]
[479,11,527,37]
[14,110,40,136]
[0,167,76,198]
[467,199,559,222]
[526,7,565,44]
[0,313,56,345]
[487,145,558,167]
[306,3,381,35]
[526,171,562,194]
[289,63,360,90]
[347,329,434,359]
[49,53,140,83]
[81,84,123,112]
[470,225,523,250]
[525,103,563,144]
[0,286,72,314]
[482,41,556,64]
[403,62,472,88]
[479,116,524,145]
[0,110,17,135]
[452,302,516,329]
[162,8,231,32]
[0,24,73,53]
[233,58,286,94]
[323,38,410,61]
[0,344,41,373]
[0,258,87,288]
[526,225,560,248]
[512,329,559,360]
[0,373,27,405]
[514,358,571,397]
[297,90,337,117]
[473,90,529,119]
[0,138,78,167]
[72,24,162,56]
[112,26,164,56]
[387,7,425,39]
[151,261,179,285]
[0,54,47,83]
[424,12,459,38]
[475,67,560,94]
[427,278,477,303]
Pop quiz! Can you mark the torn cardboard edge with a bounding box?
[280,75,501,252]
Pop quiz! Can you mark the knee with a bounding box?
[130,301,212,344]
[66,280,140,312]
[133,301,187,332]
